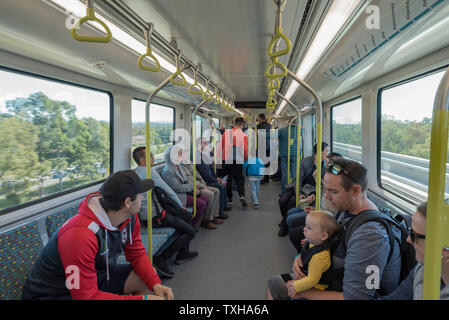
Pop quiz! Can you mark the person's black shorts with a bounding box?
[97,263,133,295]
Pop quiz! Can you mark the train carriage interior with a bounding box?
[0,0,449,301]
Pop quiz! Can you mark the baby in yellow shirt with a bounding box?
[286,210,340,296]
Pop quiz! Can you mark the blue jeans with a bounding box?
[249,176,262,205]
[286,207,307,229]
[281,157,297,193]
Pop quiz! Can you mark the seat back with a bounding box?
[0,221,43,300]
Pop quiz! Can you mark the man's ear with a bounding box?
[351,184,362,196]
[124,197,132,208]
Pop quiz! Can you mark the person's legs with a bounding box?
[199,187,215,222]
[123,269,151,296]
[289,226,305,254]
[249,178,257,205]
[266,274,293,300]
[286,209,306,229]
[207,186,221,220]
[280,157,288,193]
[224,164,234,203]
[153,214,196,259]
[187,194,206,227]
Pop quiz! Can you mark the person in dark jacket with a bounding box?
[22,170,173,300]
[257,113,272,184]
[196,138,231,219]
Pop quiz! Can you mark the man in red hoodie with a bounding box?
[22,170,173,300]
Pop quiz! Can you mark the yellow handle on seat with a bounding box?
[265,58,288,78]
[138,48,161,72]
[267,26,292,59]
[71,7,112,43]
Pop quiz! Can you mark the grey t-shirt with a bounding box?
[336,211,402,300]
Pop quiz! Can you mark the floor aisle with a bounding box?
[162,179,297,300]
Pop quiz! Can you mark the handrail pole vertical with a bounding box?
[283,70,323,210]
[276,91,301,207]
[192,100,211,219]
[424,67,449,299]
[145,65,188,261]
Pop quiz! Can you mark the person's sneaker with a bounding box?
[218,213,229,219]
[228,200,233,206]
[153,256,175,278]
[240,197,247,208]
[175,251,199,265]
[253,204,259,209]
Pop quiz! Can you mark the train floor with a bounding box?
[162,178,297,300]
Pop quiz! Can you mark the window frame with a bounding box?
[376,64,449,205]
[0,66,114,216]
[131,98,176,164]
[329,95,362,154]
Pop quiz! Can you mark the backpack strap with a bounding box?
[344,210,396,263]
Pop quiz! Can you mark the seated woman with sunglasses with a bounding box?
[377,202,449,300]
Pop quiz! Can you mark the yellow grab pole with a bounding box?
[192,114,197,218]
[424,67,449,300]
[296,120,301,208]
[275,91,302,207]
[144,65,189,261]
[288,125,292,184]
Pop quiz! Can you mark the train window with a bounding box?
[331,97,362,163]
[213,117,220,128]
[0,68,111,214]
[378,68,447,203]
[131,99,175,166]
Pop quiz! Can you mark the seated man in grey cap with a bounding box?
[22,170,174,300]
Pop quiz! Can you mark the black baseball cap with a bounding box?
[100,170,154,201]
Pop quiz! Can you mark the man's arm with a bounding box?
[342,221,395,300]
[124,214,162,291]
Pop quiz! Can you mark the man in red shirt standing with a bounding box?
[219,117,248,208]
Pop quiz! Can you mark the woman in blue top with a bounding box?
[243,157,265,209]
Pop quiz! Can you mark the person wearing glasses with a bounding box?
[268,157,402,300]
[376,202,449,300]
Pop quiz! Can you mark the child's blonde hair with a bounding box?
[308,210,340,237]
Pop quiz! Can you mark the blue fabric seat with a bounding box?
[0,222,43,300]
[45,205,78,238]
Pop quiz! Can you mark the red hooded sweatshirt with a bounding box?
[22,192,161,300]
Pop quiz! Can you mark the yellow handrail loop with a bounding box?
[170,50,187,86]
[188,66,204,95]
[268,78,280,91]
[212,85,221,105]
[138,23,161,72]
[265,58,288,79]
[71,0,112,43]
[267,26,292,59]
[202,80,213,101]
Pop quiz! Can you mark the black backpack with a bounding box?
[152,186,182,217]
[324,209,417,293]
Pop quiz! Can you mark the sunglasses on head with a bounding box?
[408,227,425,243]
[326,163,358,184]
